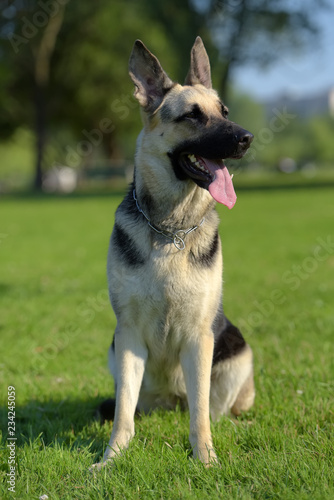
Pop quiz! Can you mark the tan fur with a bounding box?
[91,38,255,471]
[210,344,255,421]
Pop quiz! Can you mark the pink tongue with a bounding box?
[203,158,237,209]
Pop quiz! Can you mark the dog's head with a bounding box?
[129,37,253,209]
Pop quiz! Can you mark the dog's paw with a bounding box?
[89,459,113,473]
[195,446,220,468]
[205,450,220,468]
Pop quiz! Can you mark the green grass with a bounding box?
[0,186,333,499]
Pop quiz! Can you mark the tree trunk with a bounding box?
[219,62,231,101]
[214,0,247,103]
[33,82,45,191]
[32,5,66,191]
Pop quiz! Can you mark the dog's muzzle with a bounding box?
[169,123,253,209]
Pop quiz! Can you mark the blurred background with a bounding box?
[0,0,333,193]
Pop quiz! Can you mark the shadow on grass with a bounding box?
[0,283,12,294]
[0,397,112,458]
[0,397,198,469]
[0,396,195,462]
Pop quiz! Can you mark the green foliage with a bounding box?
[219,87,334,172]
[224,89,266,134]
[308,115,334,163]
[207,0,330,95]
[0,0,207,171]
[0,188,333,498]
[256,113,334,169]
[0,128,35,185]
[0,0,330,189]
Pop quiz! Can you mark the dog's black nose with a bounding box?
[237,131,254,149]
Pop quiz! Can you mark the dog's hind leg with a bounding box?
[101,325,147,465]
[231,364,255,416]
[209,310,255,421]
[210,343,254,420]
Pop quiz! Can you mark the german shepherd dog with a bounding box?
[94,37,255,468]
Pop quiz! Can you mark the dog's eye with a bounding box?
[183,104,203,121]
[185,111,197,119]
[221,105,229,119]
[175,105,206,124]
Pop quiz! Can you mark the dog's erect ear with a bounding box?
[184,36,212,89]
[129,40,174,113]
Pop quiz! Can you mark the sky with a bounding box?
[232,6,334,102]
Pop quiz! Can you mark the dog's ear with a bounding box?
[184,36,212,89]
[129,40,174,113]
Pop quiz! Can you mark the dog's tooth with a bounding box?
[231,174,234,180]
[187,154,211,175]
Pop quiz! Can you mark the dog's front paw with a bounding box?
[195,446,219,468]
[205,449,220,468]
[89,459,113,473]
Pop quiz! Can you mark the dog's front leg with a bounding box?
[180,332,217,466]
[103,329,147,464]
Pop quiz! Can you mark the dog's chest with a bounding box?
[122,250,219,350]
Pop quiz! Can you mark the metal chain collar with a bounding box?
[133,189,205,251]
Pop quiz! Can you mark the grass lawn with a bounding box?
[0,185,333,499]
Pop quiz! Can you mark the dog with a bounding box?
[95,37,255,468]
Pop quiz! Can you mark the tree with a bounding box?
[0,1,180,189]
[0,0,67,189]
[0,0,330,190]
[202,0,329,98]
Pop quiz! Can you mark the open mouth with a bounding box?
[181,154,215,182]
[179,153,237,209]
